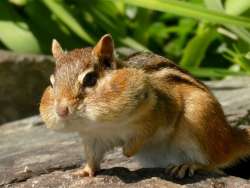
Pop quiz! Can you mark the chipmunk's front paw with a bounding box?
[165,163,201,179]
[72,164,97,177]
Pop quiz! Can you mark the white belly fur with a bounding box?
[135,127,208,167]
[61,118,208,168]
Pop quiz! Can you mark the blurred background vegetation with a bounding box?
[0,0,250,79]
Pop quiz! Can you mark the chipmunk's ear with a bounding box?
[52,39,63,59]
[92,34,115,69]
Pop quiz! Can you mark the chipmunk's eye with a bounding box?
[83,72,98,87]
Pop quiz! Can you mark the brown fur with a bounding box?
[40,34,250,178]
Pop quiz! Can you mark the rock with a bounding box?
[0,50,54,124]
[1,77,250,187]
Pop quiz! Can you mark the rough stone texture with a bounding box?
[1,77,250,187]
[0,50,54,124]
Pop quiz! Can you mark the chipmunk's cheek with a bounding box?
[82,103,99,121]
[80,99,105,122]
[40,87,59,128]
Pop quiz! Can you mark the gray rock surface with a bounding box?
[0,50,54,124]
[1,77,250,187]
[206,77,250,126]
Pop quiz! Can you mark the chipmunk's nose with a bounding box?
[56,105,69,118]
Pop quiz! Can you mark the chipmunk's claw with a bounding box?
[165,164,200,179]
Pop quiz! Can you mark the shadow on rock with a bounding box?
[98,167,224,185]
[224,156,250,179]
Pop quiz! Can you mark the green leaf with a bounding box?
[203,0,223,11]
[0,1,40,53]
[9,0,27,6]
[122,0,250,28]
[76,1,148,51]
[223,46,250,72]
[91,1,123,19]
[86,5,125,35]
[42,0,94,44]
[24,1,83,53]
[225,0,250,15]
[133,8,152,44]
[203,0,250,44]
[226,26,250,44]
[148,22,171,44]
[180,26,217,67]
[224,0,250,45]
[119,37,149,51]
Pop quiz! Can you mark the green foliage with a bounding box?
[124,0,250,27]
[0,1,40,53]
[0,0,250,79]
[225,0,250,15]
[180,24,217,68]
[42,0,94,44]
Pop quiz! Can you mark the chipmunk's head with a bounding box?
[39,34,155,131]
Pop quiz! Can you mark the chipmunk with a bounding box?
[40,34,250,179]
